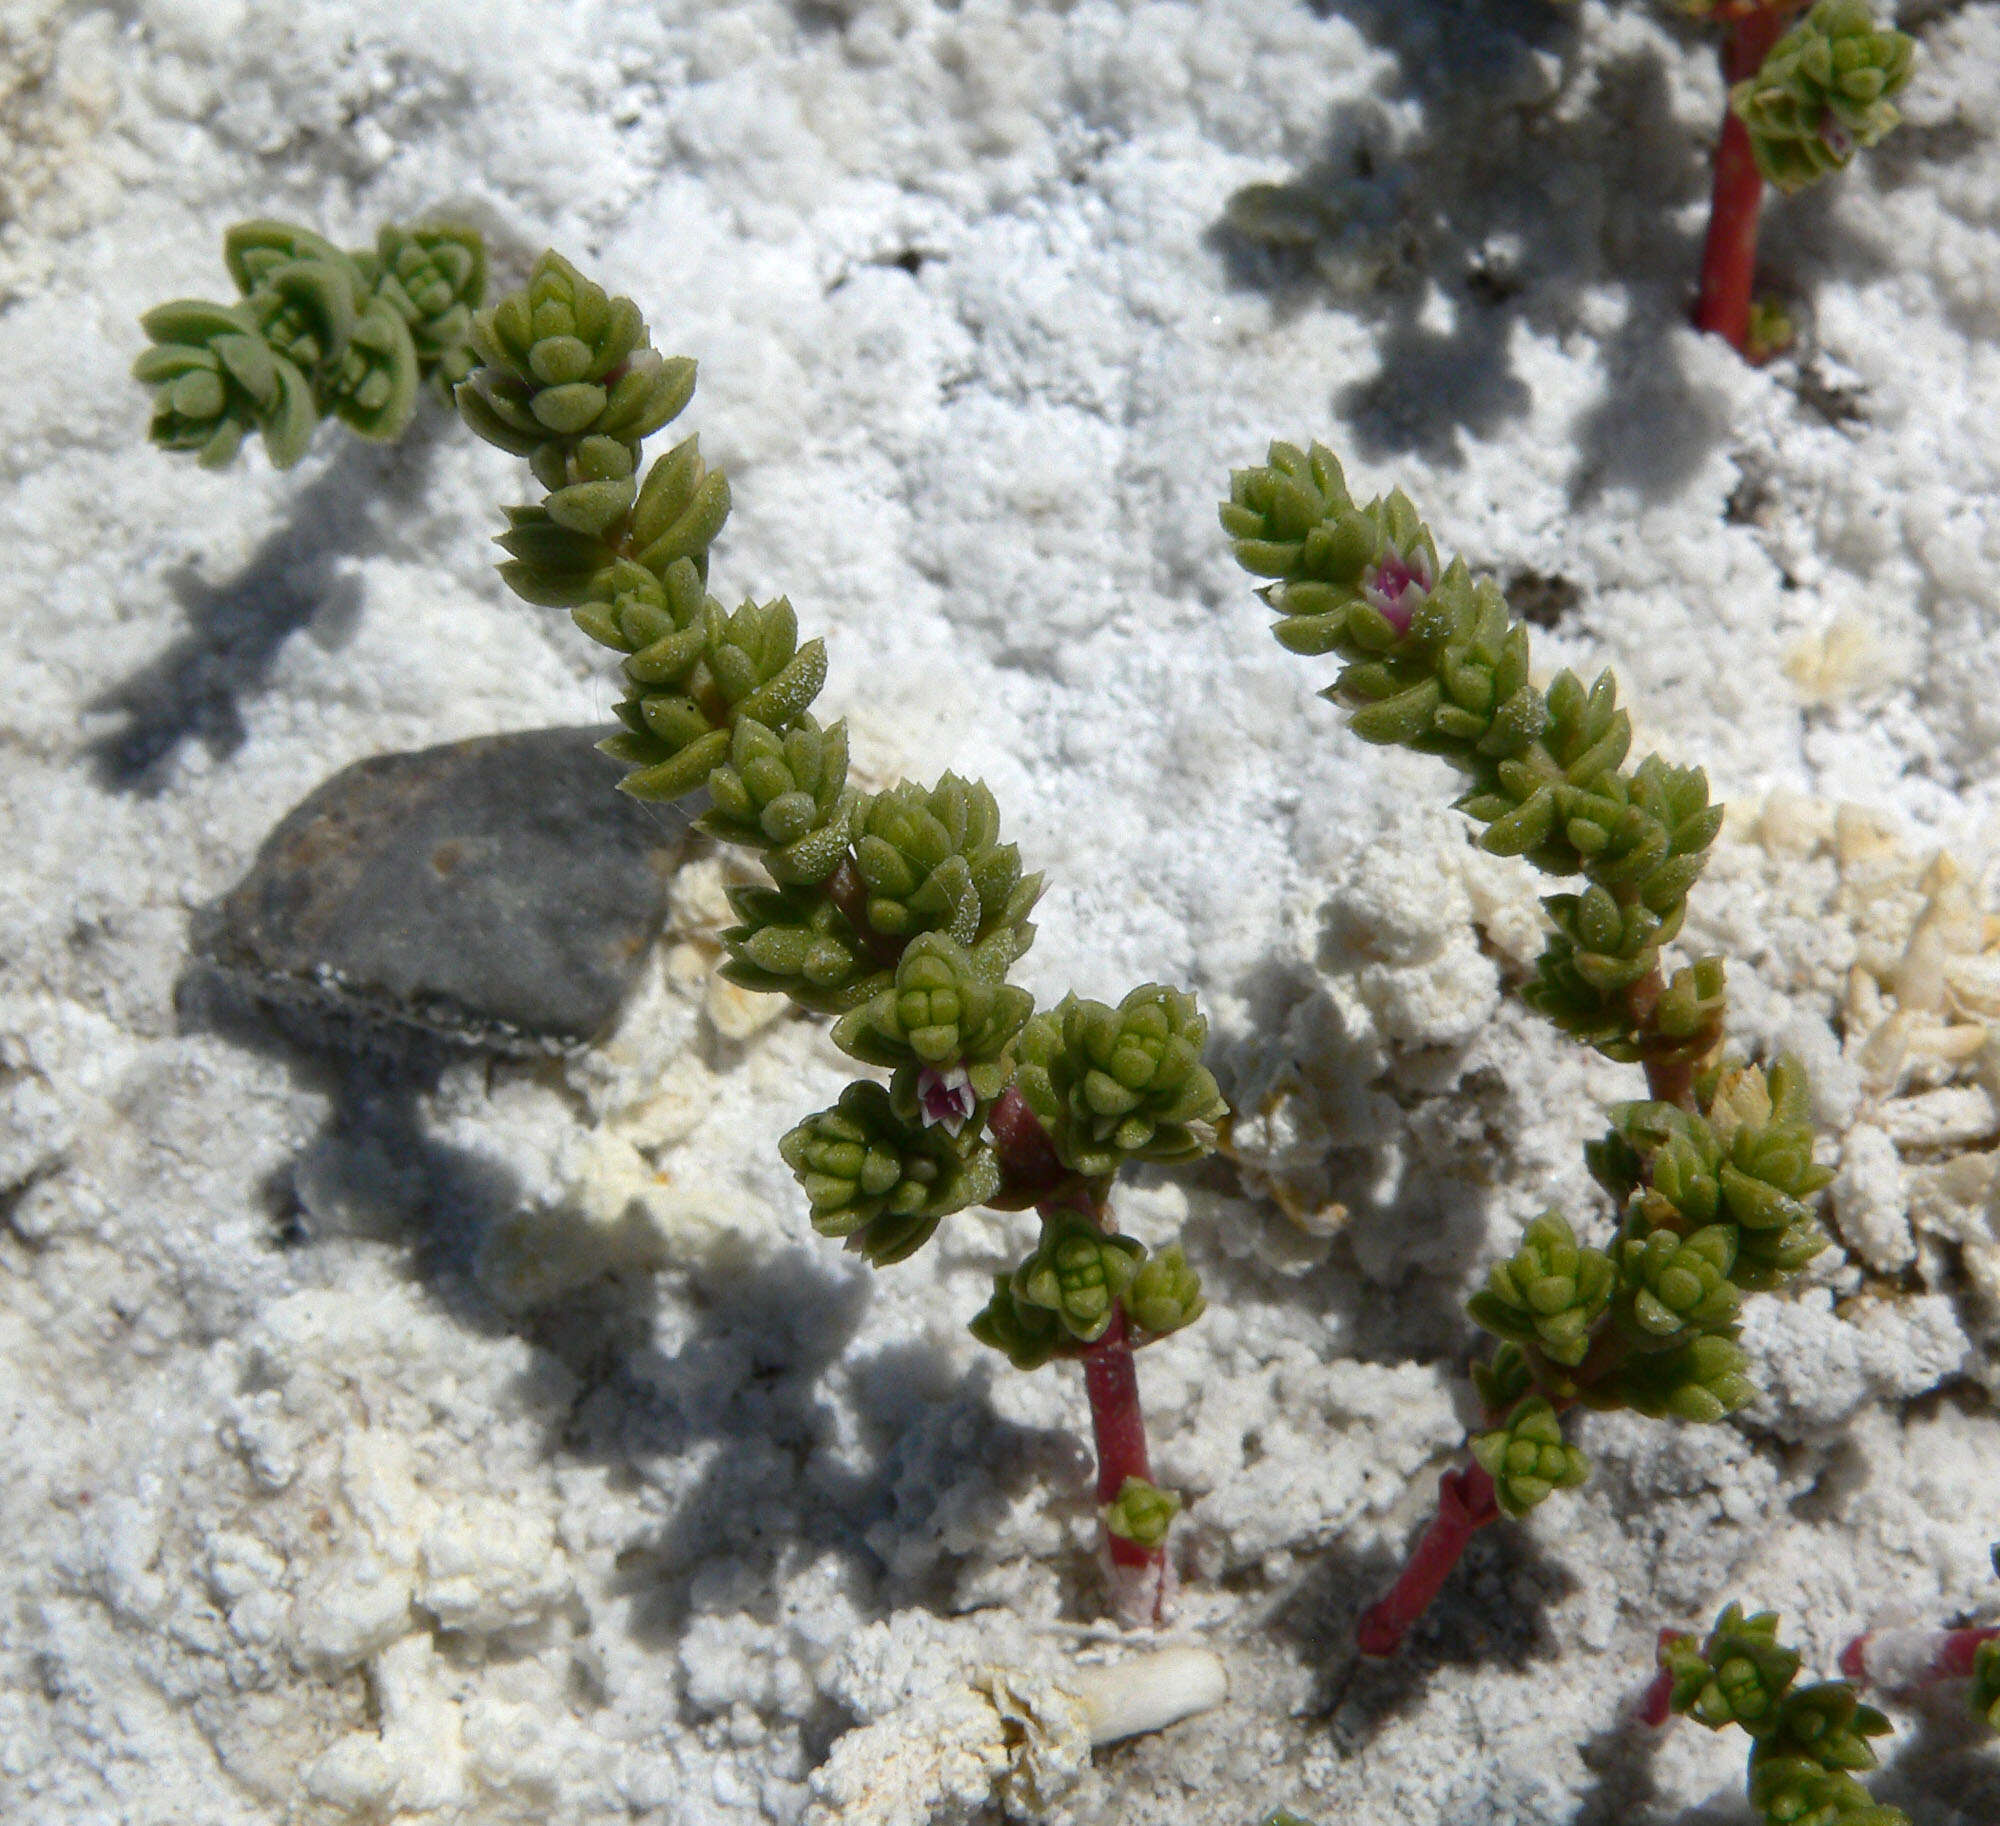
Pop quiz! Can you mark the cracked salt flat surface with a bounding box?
[6,0,2000,1820]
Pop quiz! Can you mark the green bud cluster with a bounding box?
[969,1210,1206,1370]
[1661,1606,1906,1826]
[1469,1396,1589,1518]
[850,775,1041,951]
[1467,1062,1829,1456]
[779,1081,1002,1267]
[1012,986,1229,1181]
[1102,1477,1183,1549]
[135,218,482,468]
[1465,1211,1613,1369]
[460,251,696,515]
[1593,1057,1834,1295]
[1734,0,1915,195]
[1221,441,1726,1069]
[831,933,1033,1089]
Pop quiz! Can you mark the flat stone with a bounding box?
[194,727,690,1053]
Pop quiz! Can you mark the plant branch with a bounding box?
[1356,1461,1501,1657]
[1694,5,1803,353]
[1081,1303,1157,1572]
[1841,1624,2000,1688]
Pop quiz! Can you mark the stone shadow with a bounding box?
[175,966,526,1330]
[1872,1698,2000,1826]
[88,407,451,795]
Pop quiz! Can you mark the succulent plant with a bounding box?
[1734,0,1916,195]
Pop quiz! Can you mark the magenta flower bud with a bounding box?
[916,1064,977,1137]
[1363,544,1433,633]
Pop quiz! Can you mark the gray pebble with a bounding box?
[193,726,690,1053]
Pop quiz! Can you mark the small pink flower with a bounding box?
[1819,109,1854,161]
[917,1064,976,1137]
[1362,544,1433,634]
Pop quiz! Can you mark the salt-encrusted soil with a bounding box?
[5,2,2000,1822]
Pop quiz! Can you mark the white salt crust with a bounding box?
[6,1,2000,1822]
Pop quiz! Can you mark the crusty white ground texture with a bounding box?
[6,1,2000,1821]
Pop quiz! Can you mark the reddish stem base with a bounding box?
[990,1091,1170,1617]
[1356,1460,1501,1657]
[1639,1627,1692,1727]
[1082,1307,1157,1574]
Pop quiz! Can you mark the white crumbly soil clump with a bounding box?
[6,2,2000,1822]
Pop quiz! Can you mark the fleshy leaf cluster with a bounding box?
[780,1081,1001,1267]
[1013,986,1229,1181]
[1221,441,1726,1071]
[1102,1477,1183,1549]
[1734,0,1915,195]
[1660,1606,1907,1826]
[135,218,482,468]
[1469,1396,1589,1518]
[970,1210,1206,1370]
[1466,1211,1613,1369]
[1465,1059,1830,1474]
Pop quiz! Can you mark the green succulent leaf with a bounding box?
[317,298,420,441]
[1126,1243,1206,1341]
[459,249,696,504]
[968,1271,1069,1370]
[1587,1332,1755,1425]
[1469,1396,1588,1518]
[720,880,883,1014]
[1101,1476,1182,1549]
[1972,1637,2000,1732]
[1009,1209,1146,1346]
[1734,0,1915,196]
[1665,1602,1801,1735]
[699,712,854,884]
[779,1080,999,1267]
[1466,1210,1614,1367]
[1012,984,1228,1179]
[848,774,1041,960]
[830,930,1032,1072]
[369,223,486,393]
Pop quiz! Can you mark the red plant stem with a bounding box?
[1356,1460,1501,1656]
[1080,1303,1156,1571]
[989,1091,1164,1580]
[1841,1624,2000,1689]
[1642,1050,1697,1113]
[987,1087,1071,1202]
[1640,1628,1693,1726]
[1694,5,1801,353]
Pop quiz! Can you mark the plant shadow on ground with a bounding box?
[1265,1507,1579,1746]
[1208,0,1905,500]
[540,1256,1088,1648]
[1872,1697,2000,1826]
[179,961,1088,1711]
[89,406,451,795]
